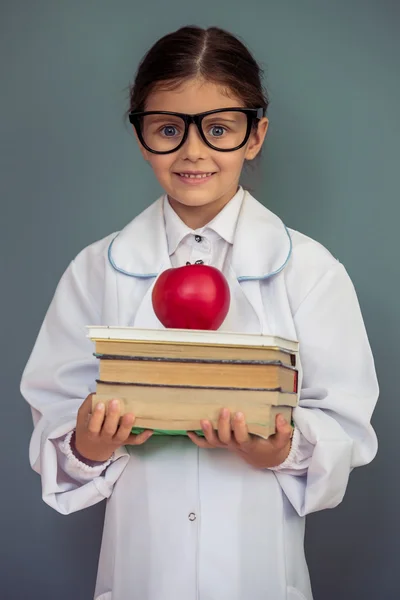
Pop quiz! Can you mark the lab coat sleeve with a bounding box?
[273,261,379,516]
[20,258,130,515]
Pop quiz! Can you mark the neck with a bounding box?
[168,185,240,229]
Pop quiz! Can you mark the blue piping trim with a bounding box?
[237,223,293,282]
[107,224,292,282]
[107,235,158,279]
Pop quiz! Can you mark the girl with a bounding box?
[21,26,379,600]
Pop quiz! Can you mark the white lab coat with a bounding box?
[20,191,378,600]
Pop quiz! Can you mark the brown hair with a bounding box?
[129,26,269,117]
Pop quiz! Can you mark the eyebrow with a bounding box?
[143,112,243,126]
[203,117,238,123]
[145,115,183,124]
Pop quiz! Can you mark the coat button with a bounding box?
[195,235,202,242]
[188,512,196,521]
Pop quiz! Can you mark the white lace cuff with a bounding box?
[269,426,315,476]
[270,426,301,471]
[58,430,114,479]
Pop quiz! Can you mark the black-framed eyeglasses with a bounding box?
[128,107,264,154]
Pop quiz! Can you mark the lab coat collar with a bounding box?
[108,190,291,281]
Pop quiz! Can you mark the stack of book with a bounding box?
[87,326,299,439]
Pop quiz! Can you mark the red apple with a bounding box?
[152,264,230,330]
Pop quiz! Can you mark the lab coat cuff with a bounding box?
[59,430,114,478]
[269,426,313,473]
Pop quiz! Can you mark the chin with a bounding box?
[169,192,220,208]
[166,184,216,203]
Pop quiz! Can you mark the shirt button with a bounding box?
[188,512,196,521]
[195,235,202,243]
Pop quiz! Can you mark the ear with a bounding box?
[132,127,151,161]
[244,117,269,161]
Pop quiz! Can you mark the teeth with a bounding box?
[179,173,213,179]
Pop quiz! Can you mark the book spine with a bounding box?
[94,353,290,367]
[95,379,289,393]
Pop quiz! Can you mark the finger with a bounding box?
[113,413,136,444]
[87,401,106,435]
[125,429,154,446]
[187,431,213,448]
[270,414,293,450]
[217,408,232,444]
[232,412,251,446]
[201,420,221,446]
[101,399,122,438]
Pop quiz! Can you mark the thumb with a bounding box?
[77,393,94,425]
[270,414,293,450]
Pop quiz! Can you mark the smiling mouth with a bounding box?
[175,172,216,179]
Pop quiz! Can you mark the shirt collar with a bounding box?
[163,186,245,256]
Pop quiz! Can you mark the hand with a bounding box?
[74,394,153,462]
[187,409,293,469]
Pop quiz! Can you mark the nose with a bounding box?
[180,123,208,161]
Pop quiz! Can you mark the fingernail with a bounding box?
[235,412,244,421]
[95,402,104,411]
[201,420,209,430]
[277,415,286,425]
[110,399,119,410]
[222,408,229,418]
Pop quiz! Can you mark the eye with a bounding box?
[160,125,180,137]
[208,125,227,137]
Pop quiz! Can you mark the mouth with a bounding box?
[174,171,217,185]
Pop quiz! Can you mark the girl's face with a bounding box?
[136,78,268,228]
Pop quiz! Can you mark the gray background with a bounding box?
[1,0,398,598]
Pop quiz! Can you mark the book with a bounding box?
[87,326,299,353]
[93,339,295,366]
[92,383,297,439]
[96,356,298,392]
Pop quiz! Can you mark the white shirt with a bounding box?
[163,186,244,271]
